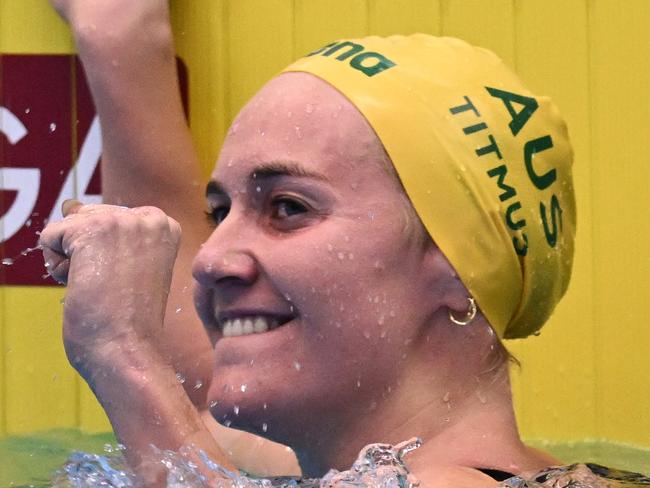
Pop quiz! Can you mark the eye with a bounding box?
[271,197,309,219]
[205,206,230,226]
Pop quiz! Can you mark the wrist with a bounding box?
[71,334,168,386]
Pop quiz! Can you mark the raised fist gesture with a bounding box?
[40,201,181,376]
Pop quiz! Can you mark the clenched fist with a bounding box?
[40,201,181,378]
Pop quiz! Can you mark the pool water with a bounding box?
[0,430,115,487]
[1,429,648,487]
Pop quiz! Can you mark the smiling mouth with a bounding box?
[220,316,294,337]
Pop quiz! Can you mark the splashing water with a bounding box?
[2,245,44,267]
[42,438,650,488]
[320,438,422,488]
[49,439,423,488]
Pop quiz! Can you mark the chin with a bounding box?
[207,379,328,448]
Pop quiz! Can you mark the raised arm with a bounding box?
[52,0,211,405]
[49,0,300,477]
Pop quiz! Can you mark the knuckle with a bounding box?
[134,206,170,229]
[134,205,165,217]
[168,217,181,234]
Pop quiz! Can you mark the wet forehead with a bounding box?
[214,72,388,182]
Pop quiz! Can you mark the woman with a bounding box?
[42,0,575,486]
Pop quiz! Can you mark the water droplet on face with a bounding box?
[356,380,361,388]
[175,307,182,314]
[233,405,240,415]
[263,403,267,410]
[262,422,268,432]
[293,361,302,371]
[255,186,261,192]
[224,419,232,427]
[2,258,14,266]
[24,108,30,114]
[193,379,203,390]
[240,384,247,392]
[209,400,219,408]
[49,122,57,132]
[175,372,186,384]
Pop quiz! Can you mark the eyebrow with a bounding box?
[206,160,329,197]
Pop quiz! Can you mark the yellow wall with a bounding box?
[1,0,649,447]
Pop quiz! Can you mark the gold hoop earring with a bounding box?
[448,297,477,326]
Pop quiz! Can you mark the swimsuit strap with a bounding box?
[477,468,516,481]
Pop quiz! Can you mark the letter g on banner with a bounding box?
[0,107,40,243]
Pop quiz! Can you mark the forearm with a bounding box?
[88,340,235,485]
[62,0,213,405]
[69,1,205,217]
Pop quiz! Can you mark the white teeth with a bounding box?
[243,318,254,334]
[232,318,243,336]
[222,316,276,337]
[253,317,267,333]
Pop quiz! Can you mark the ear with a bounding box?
[421,242,472,314]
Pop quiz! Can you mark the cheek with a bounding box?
[267,226,419,354]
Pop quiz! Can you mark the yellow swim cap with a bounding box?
[282,35,576,339]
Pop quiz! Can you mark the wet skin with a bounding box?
[192,72,443,464]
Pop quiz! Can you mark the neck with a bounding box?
[290,349,552,478]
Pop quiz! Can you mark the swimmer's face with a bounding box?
[193,73,432,443]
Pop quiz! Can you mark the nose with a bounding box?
[192,221,259,287]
